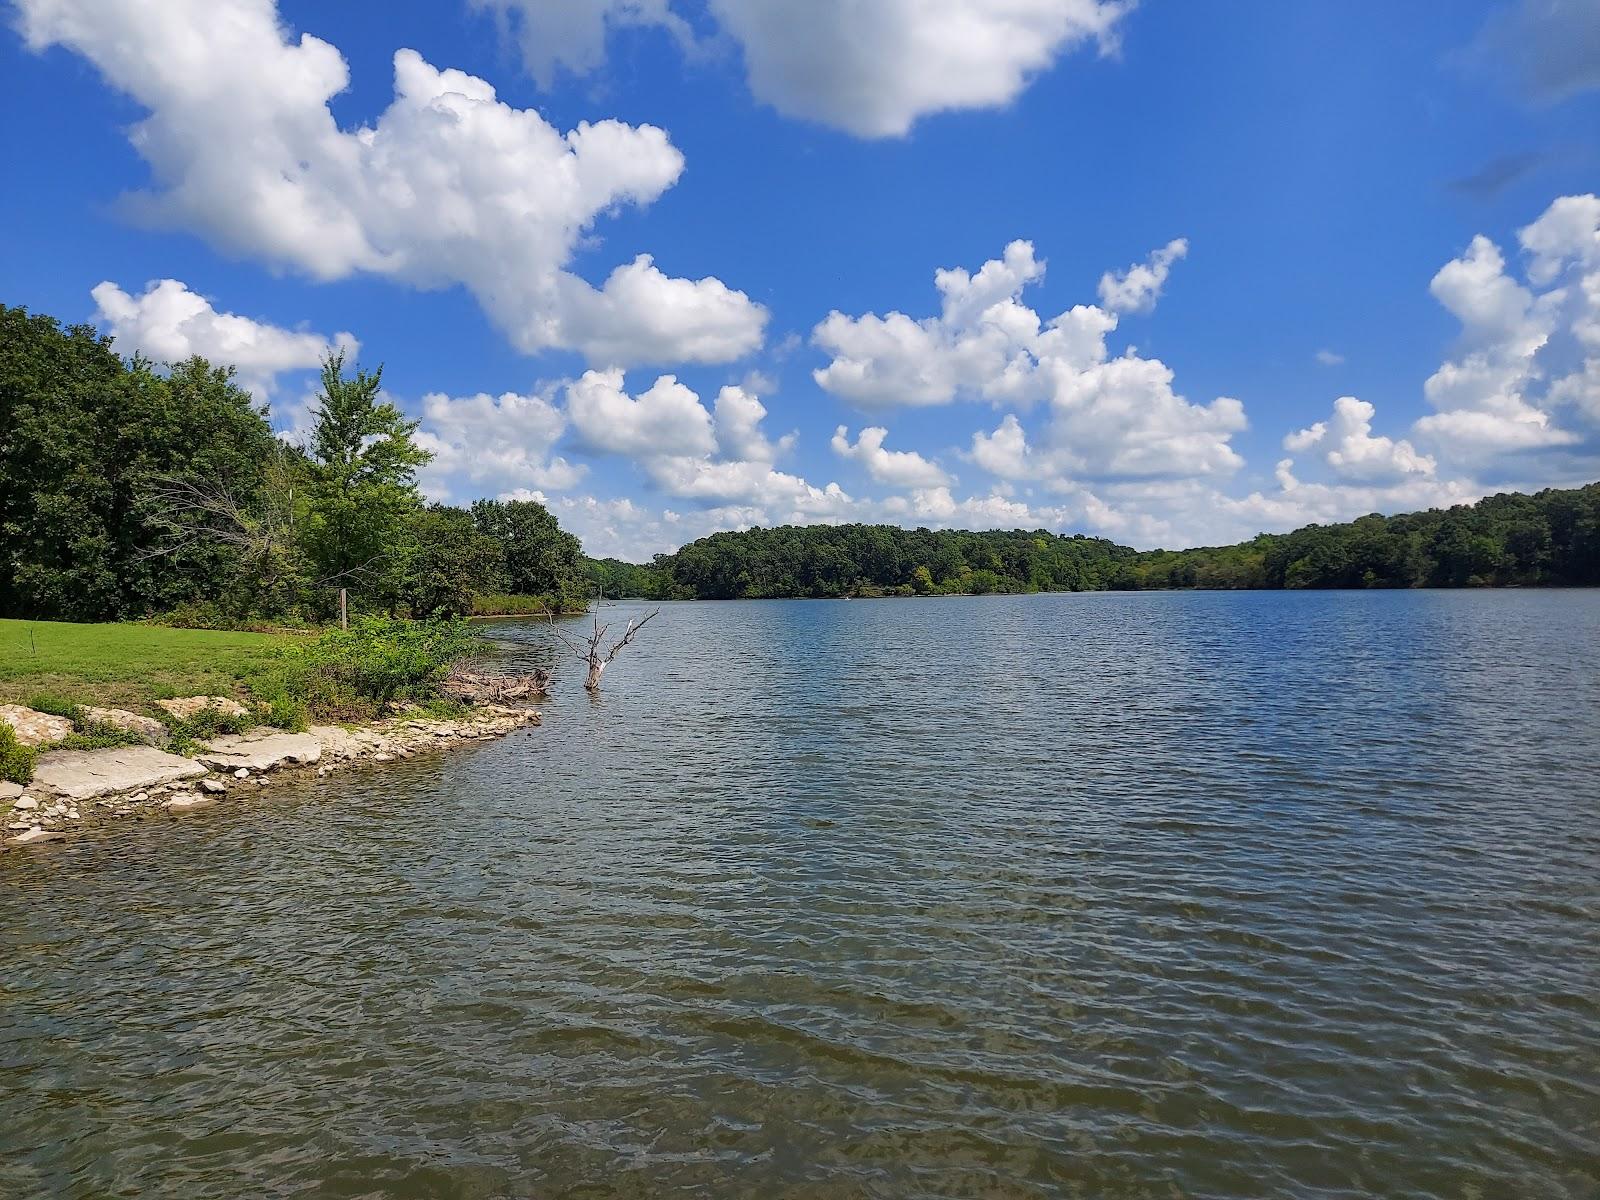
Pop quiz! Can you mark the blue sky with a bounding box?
[3,0,1598,559]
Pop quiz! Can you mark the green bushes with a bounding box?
[160,704,251,756]
[24,695,148,752]
[246,616,477,726]
[0,722,36,784]
[470,592,566,616]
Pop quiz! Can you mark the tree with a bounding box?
[471,497,585,606]
[401,505,505,618]
[298,352,431,612]
[0,305,280,620]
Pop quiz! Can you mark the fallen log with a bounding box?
[442,667,551,706]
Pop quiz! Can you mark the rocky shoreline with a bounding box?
[2,702,540,848]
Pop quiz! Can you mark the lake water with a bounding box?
[2,591,1598,1198]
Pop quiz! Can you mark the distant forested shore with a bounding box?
[593,483,1600,600]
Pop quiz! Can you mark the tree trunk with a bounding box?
[584,659,606,691]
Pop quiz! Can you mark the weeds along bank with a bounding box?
[0,616,546,846]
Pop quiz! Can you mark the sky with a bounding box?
[3,0,1599,561]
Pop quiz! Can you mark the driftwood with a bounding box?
[442,667,551,706]
[549,611,659,691]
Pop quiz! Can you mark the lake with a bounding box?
[2,591,1598,1198]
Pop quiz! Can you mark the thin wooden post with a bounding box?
[339,587,348,630]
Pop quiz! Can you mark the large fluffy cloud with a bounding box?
[473,0,1133,137]
[816,237,1245,485]
[17,0,766,365]
[1411,197,1600,464]
[1284,397,1436,484]
[558,369,854,516]
[90,278,355,397]
[415,388,585,501]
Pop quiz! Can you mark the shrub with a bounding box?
[26,695,84,720]
[470,592,566,616]
[23,698,151,752]
[1,722,37,784]
[50,721,147,753]
[246,616,477,725]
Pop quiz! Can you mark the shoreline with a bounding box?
[2,704,540,850]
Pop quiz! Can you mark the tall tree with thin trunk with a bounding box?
[298,351,431,612]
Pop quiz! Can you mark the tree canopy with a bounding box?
[0,304,589,623]
[613,486,1600,600]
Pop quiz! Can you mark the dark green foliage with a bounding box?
[472,498,587,608]
[0,722,37,784]
[0,306,277,620]
[471,593,566,615]
[645,525,1138,599]
[586,556,666,599]
[637,484,1600,599]
[401,505,507,619]
[0,304,590,626]
[246,617,477,725]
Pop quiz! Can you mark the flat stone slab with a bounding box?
[7,827,66,845]
[0,781,23,801]
[31,746,207,802]
[195,732,322,772]
[0,705,74,747]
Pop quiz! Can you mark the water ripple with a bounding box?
[3,591,1599,1198]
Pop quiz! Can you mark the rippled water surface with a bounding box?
[3,591,1599,1198]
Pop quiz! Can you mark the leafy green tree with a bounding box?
[401,505,506,618]
[471,497,586,606]
[297,352,431,612]
[0,305,279,620]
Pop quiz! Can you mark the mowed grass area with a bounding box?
[0,619,289,711]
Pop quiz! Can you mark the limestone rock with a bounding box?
[308,726,363,760]
[198,778,228,795]
[13,797,38,811]
[0,781,22,801]
[84,707,168,744]
[196,732,322,773]
[155,696,249,721]
[30,746,207,802]
[0,705,75,747]
[8,827,66,845]
[166,795,215,813]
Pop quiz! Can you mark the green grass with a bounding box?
[0,619,287,711]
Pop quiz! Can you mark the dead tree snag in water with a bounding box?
[550,611,659,691]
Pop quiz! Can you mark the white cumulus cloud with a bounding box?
[831,426,953,488]
[816,237,1244,486]
[18,0,765,366]
[90,278,355,398]
[1097,237,1188,314]
[415,388,585,502]
[475,0,1134,137]
[566,369,718,459]
[1284,397,1436,483]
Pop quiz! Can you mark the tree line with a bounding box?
[5,300,1597,621]
[1,304,589,623]
[614,486,1600,599]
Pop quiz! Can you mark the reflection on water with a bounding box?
[3,591,1598,1198]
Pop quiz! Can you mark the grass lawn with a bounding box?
[0,619,289,712]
